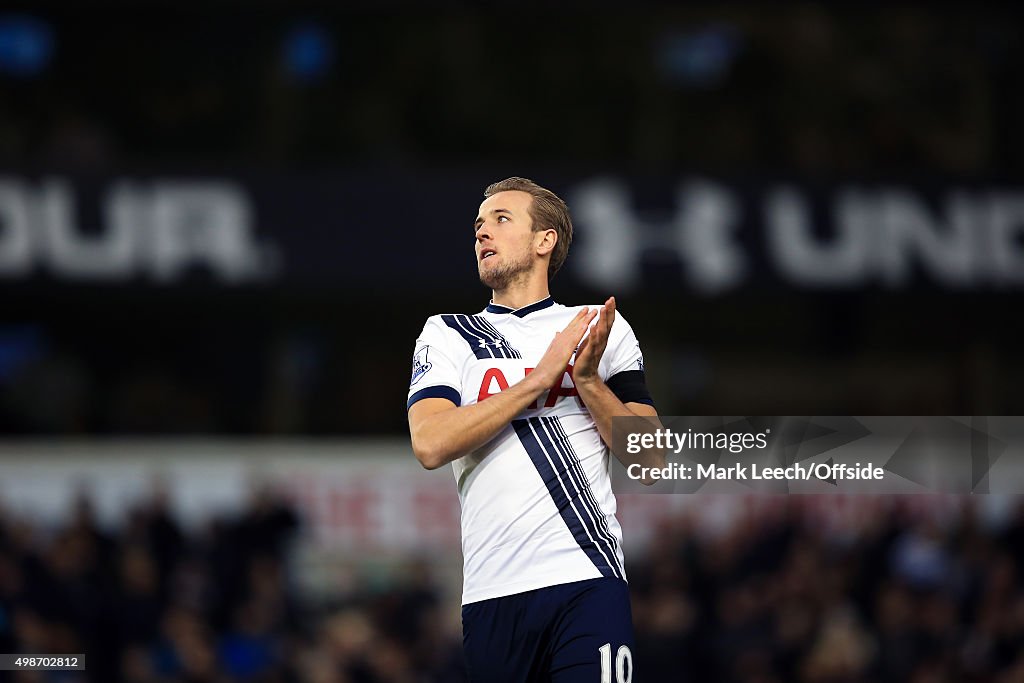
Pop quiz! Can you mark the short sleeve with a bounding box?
[601,312,654,406]
[407,317,465,411]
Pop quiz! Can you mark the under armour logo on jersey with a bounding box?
[411,346,432,385]
[442,314,522,359]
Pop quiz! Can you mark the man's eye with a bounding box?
[498,215,509,222]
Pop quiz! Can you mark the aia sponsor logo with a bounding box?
[478,365,580,409]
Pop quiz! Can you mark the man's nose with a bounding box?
[476,224,491,241]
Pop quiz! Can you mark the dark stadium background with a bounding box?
[1,3,1023,682]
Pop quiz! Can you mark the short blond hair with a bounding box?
[483,177,573,278]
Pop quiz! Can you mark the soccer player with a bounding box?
[407,177,661,683]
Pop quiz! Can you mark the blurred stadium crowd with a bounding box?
[0,483,468,683]
[632,499,1024,683]
[2,493,1024,682]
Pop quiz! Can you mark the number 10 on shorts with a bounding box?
[599,643,632,683]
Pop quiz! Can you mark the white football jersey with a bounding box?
[407,296,652,605]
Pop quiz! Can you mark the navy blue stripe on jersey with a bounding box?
[513,417,620,579]
[441,314,497,359]
[441,314,521,360]
[538,418,621,565]
[472,316,522,359]
[407,385,461,411]
[523,417,622,579]
[464,315,520,360]
[548,419,626,573]
[544,419,622,581]
[473,317,523,359]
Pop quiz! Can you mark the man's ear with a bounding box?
[535,229,558,257]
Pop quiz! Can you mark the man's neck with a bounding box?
[491,283,551,311]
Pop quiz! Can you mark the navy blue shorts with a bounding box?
[462,577,635,683]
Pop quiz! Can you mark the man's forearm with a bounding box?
[410,376,549,469]
[576,378,663,468]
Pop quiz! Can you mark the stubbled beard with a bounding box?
[479,251,532,291]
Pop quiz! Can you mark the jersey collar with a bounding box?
[485,296,555,318]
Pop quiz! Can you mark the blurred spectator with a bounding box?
[4,492,1023,682]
